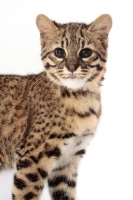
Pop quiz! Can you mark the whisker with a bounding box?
[39,79,53,95]
[29,76,47,91]
[88,78,102,92]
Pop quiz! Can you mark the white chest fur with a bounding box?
[54,131,94,169]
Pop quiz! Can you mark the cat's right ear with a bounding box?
[36,14,58,37]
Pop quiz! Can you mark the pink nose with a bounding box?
[67,64,79,73]
[69,65,75,73]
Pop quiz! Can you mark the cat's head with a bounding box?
[36,14,112,91]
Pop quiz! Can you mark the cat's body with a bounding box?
[0,14,112,200]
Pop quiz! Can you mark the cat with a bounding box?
[0,13,112,200]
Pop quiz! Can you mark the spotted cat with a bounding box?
[0,14,112,200]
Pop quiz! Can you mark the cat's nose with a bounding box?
[66,64,79,73]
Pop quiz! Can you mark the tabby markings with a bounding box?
[45,63,56,69]
[30,151,44,163]
[14,175,26,190]
[24,192,37,200]
[89,64,103,71]
[87,73,98,82]
[45,146,61,158]
[38,168,48,178]
[41,51,53,60]
[75,149,85,156]
[73,107,98,118]
[52,190,73,200]
[48,175,76,187]
[49,132,76,139]
[26,173,39,182]
[17,159,32,170]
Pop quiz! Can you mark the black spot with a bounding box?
[45,62,51,69]
[72,91,78,98]
[53,164,69,171]
[96,64,103,71]
[75,110,90,118]
[48,176,66,187]
[89,108,98,117]
[24,150,30,154]
[100,77,105,81]
[17,159,32,170]
[75,149,85,156]
[55,114,59,118]
[28,135,34,139]
[20,145,25,149]
[52,122,56,126]
[49,133,57,139]
[58,122,62,127]
[48,175,76,188]
[62,89,70,98]
[30,151,44,163]
[87,73,98,82]
[67,180,76,187]
[34,128,41,133]
[38,168,48,178]
[24,192,37,200]
[41,52,51,60]
[52,190,69,200]
[62,133,76,139]
[88,64,96,68]
[27,143,31,146]
[12,193,16,200]
[45,147,61,158]
[26,173,39,182]
[45,122,50,127]
[14,175,26,190]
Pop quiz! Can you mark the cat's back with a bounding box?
[0,74,27,100]
[0,74,28,118]
[0,74,29,167]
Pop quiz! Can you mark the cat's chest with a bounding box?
[53,132,93,169]
[36,90,100,134]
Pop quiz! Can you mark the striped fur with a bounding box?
[0,14,112,199]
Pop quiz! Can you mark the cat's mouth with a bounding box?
[67,74,77,79]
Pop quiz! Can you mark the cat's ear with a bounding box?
[88,14,112,40]
[36,14,58,37]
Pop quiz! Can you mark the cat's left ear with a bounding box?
[88,14,112,40]
[36,14,58,37]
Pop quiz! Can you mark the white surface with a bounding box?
[0,0,133,200]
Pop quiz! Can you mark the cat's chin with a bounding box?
[59,77,87,90]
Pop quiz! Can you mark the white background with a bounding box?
[0,0,133,200]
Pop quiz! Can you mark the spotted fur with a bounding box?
[0,14,112,200]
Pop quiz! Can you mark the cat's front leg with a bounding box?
[12,143,62,200]
[48,155,82,200]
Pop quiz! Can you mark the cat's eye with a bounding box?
[79,48,92,58]
[54,48,66,58]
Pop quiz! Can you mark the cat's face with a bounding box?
[36,14,112,90]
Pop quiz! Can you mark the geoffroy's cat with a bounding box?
[0,14,112,200]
